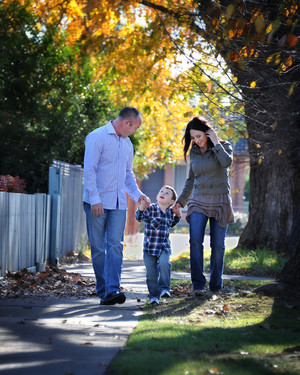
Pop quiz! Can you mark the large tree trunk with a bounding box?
[235,63,300,254]
[234,59,300,287]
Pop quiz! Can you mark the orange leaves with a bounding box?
[286,34,298,47]
[230,51,238,62]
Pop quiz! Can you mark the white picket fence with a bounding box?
[0,161,87,276]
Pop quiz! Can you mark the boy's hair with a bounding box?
[164,185,177,202]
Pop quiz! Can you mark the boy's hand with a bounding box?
[138,195,151,211]
[172,204,182,217]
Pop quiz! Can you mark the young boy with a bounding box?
[135,185,182,305]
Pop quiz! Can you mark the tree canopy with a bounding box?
[1,0,300,288]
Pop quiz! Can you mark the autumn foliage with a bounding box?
[0,175,26,193]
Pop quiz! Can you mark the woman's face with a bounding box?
[190,129,208,150]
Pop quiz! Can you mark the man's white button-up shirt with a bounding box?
[83,121,142,209]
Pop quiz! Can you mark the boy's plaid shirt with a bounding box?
[135,203,181,256]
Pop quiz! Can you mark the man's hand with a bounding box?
[91,203,104,217]
[138,195,151,210]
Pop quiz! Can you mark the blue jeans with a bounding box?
[84,203,127,299]
[143,250,171,299]
[189,212,227,292]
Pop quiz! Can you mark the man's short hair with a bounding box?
[118,107,140,120]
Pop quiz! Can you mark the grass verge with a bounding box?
[107,279,300,375]
[171,247,288,277]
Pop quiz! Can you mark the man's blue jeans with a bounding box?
[84,203,127,299]
[143,250,171,299]
[189,212,227,292]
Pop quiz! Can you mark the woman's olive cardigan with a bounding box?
[177,141,233,208]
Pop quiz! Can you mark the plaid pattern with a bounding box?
[135,203,181,256]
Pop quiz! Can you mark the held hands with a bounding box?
[172,202,182,217]
[91,203,104,217]
[205,128,219,146]
[138,194,151,211]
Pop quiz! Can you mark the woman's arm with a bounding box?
[176,164,194,208]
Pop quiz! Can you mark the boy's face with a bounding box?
[156,186,175,207]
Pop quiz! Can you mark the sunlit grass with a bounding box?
[170,247,288,277]
[107,280,300,375]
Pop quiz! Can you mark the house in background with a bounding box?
[125,138,249,235]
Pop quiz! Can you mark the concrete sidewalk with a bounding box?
[0,260,148,375]
[0,234,272,375]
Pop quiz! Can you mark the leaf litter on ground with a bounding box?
[0,264,97,299]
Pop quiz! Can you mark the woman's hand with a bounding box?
[172,204,182,217]
[206,128,219,146]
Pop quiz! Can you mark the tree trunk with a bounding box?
[234,58,300,287]
[235,62,300,256]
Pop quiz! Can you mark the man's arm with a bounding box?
[83,132,103,207]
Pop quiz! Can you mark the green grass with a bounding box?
[170,247,288,277]
[107,279,300,375]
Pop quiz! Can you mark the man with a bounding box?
[83,107,150,305]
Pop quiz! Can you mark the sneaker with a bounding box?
[149,297,159,305]
[194,289,205,296]
[160,290,171,298]
[100,292,126,305]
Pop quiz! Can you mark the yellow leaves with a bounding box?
[256,143,261,148]
[266,19,281,44]
[278,149,282,156]
[250,81,256,88]
[288,82,296,97]
[266,23,272,34]
[266,54,273,64]
[258,156,263,165]
[218,117,225,127]
[226,4,235,18]
[254,14,265,34]
[69,0,85,17]
[272,121,277,131]
[228,29,235,39]
[224,127,234,138]
[232,77,238,83]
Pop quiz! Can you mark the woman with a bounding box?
[175,117,234,295]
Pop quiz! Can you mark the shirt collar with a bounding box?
[107,121,117,135]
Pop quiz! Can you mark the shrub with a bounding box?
[0,175,27,193]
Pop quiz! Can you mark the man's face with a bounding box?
[123,116,142,137]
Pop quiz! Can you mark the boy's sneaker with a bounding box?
[160,290,171,298]
[149,297,159,305]
[194,289,205,296]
